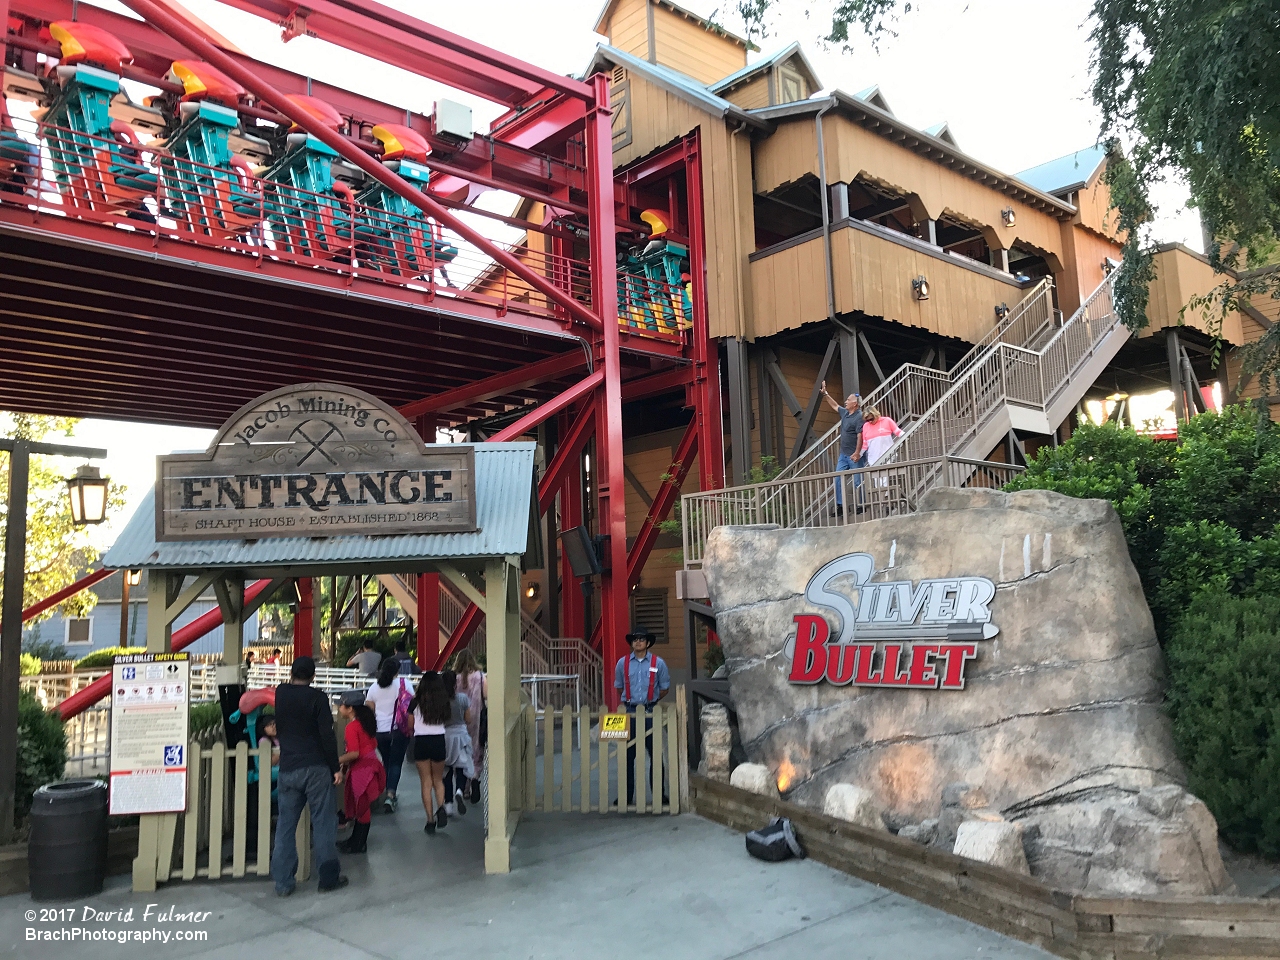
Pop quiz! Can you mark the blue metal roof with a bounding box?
[102,443,537,571]
[1015,145,1107,197]
[586,45,766,127]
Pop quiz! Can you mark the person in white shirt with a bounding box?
[365,658,413,813]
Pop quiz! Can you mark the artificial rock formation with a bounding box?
[823,784,886,831]
[702,488,1233,895]
[729,763,778,798]
[699,702,733,783]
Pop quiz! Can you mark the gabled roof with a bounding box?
[924,121,958,148]
[586,44,769,128]
[1014,145,1108,197]
[853,85,894,116]
[594,0,758,50]
[749,93,1078,220]
[709,42,822,97]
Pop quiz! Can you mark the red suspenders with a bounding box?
[623,655,660,704]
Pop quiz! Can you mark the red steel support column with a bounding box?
[586,73,627,710]
[417,572,439,669]
[295,578,315,659]
[559,417,586,644]
[686,133,726,491]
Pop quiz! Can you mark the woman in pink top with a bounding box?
[861,407,904,465]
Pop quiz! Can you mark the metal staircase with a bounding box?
[377,573,604,708]
[680,271,1128,567]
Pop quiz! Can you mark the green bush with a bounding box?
[74,647,145,670]
[189,702,223,736]
[334,628,409,670]
[22,637,66,662]
[20,654,42,676]
[15,690,66,827]
[1165,591,1280,856]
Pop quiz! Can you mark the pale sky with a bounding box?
[24,0,1202,541]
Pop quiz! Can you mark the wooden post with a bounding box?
[294,578,316,658]
[133,572,175,892]
[483,558,516,873]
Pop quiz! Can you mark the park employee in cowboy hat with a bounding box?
[614,626,671,805]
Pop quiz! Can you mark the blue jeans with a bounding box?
[272,765,341,893]
[376,730,409,794]
[835,452,867,507]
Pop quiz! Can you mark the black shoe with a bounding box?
[338,821,369,854]
[470,781,481,804]
[318,875,349,893]
[454,789,467,815]
[435,805,448,829]
[425,821,436,835]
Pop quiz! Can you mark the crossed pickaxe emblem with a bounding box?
[290,420,342,466]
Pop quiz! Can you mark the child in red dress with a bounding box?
[337,690,385,854]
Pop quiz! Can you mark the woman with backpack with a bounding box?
[441,670,475,816]
[365,657,413,813]
[411,671,452,833]
[454,649,487,805]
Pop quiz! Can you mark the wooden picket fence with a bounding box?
[521,688,688,815]
[152,740,312,884]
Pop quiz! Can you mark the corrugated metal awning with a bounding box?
[103,443,536,573]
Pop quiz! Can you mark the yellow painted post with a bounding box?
[482,558,515,873]
[256,742,272,876]
[676,685,689,810]
[296,807,311,882]
[616,716,628,813]
[666,704,680,815]
[231,740,248,877]
[133,571,174,893]
[597,718,608,813]
[181,743,201,880]
[541,705,553,812]
[524,706,536,811]
[634,704,648,813]
[651,706,662,813]
[206,741,225,880]
[578,709,590,813]
[560,706,572,813]
[155,814,178,883]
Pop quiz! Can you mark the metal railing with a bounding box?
[1,118,684,343]
[772,279,1056,488]
[682,455,1024,567]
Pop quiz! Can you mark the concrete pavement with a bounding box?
[2,765,1053,959]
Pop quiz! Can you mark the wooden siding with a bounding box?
[1144,245,1244,345]
[1226,293,1277,419]
[1057,223,1119,316]
[613,73,754,341]
[1072,175,1119,242]
[752,120,819,195]
[721,74,771,110]
[750,223,1022,343]
[605,0,650,60]
[651,7,746,84]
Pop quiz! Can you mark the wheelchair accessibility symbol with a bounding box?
[163,744,184,767]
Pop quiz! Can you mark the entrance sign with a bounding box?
[598,713,631,740]
[156,383,476,541]
[785,553,999,690]
[109,653,190,815]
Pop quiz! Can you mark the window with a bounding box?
[65,617,92,645]
[629,587,669,644]
[778,68,805,104]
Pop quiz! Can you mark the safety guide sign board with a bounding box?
[109,652,190,815]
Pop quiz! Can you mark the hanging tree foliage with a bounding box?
[0,412,126,623]
[732,0,1280,394]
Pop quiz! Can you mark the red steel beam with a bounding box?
[537,402,595,512]
[6,568,113,630]
[215,0,592,106]
[118,0,605,333]
[490,369,602,442]
[627,418,698,583]
[398,352,586,420]
[620,366,694,402]
[58,577,277,720]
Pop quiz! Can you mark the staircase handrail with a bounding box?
[771,278,1055,486]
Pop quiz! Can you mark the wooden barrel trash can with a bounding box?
[28,779,109,901]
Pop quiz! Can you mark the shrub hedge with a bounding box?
[15,690,66,827]
[334,628,411,670]
[1165,591,1280,856]
[74,646,145,670]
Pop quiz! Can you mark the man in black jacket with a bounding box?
[270,656,347,895]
